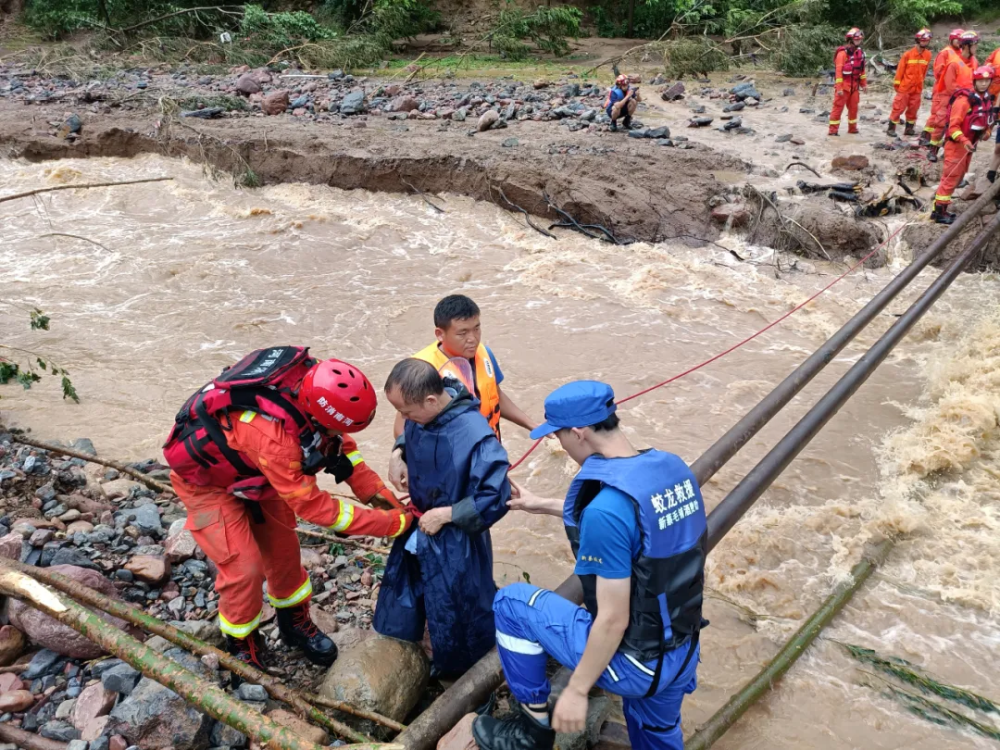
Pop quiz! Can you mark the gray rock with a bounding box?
[723,116,743,131]
[211,720,247,748]
[646,126,670,139]
[129,504,162,535]
[109,676,212,750]
[661,82,685,101]
[775,134,792,143]
[627,129,648,139]
[70,439,97,456]
[579,109,596,121]
[689,116,714,127]
[101,664,141,695]
[181,107,224,119]
[328,69,345,80]
[39,721,81,742]
[235,74,260,96]
[169,620,224,647]
[783,87,795,96]
[723,101,745,112]
[237,684,268,702]
[477,109,500,132]
[166,597,185,616]
[24,649,65,679]
[501,137,519,148]
[67,741,89,750]
[340,91,365,115]
[452,107,467,122]
[90,739,110,750]
[90,659,124,678]
[50,548,99,570]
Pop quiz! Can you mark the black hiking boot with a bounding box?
[930,205,955,225]
[886,122,897,137]
[904,123,917,137]
[226,631,268,684]
[926,145,938,162]
[609,121,618,132]
[917,130,931,146]
[276,601,338,666]
[622,115,632,130]
[473,706,555,750]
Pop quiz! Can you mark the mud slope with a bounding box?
[0,105,747,244]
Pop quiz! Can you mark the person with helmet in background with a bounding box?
[920,28,967,146]
[888,29,933,137]
[930,65,996,224]
[163,347,413,670]
[926,31,980,161]
[605,74,641,132]
[984,47,1000,186]
[829,28,867,136]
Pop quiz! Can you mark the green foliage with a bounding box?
[29,309,50,331]
[772,24,843,77]
[662,37,730,77]
[489,3,582,60]
[237,4,335,49]
[1,305,79,403]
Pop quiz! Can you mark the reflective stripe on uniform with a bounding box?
[950,130,963,141]
[330,502,355,532]
[829,119,841,125]
[389,513,408,538]
[239,411,257,423]
[930,138,943,146]
[345,450,364,467]
[268,577,312,609]
[496,630,544,655]
[219,609,262,638]
[605,664,620,682]
[835,78,843,83]
[908,59,927,65]
[625,653,657,676]
[935,193,953,202]
[848,119,858,124]
[528,589,544,607]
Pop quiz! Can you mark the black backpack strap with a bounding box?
[643,630,700,699]
[194,396,257,477]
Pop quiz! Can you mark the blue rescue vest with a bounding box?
[564,450,707,663]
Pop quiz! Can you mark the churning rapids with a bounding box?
[2,154,999,749]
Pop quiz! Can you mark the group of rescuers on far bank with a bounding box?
[163,294,705,750]
[824,25,1000,225]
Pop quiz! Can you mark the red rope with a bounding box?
[509,223,908,471]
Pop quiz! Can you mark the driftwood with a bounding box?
[0,558,400,735]
[0,177,175,205]
[0,562,402,750]
[496,188,556,239]
[401,178,445,213]
[0,723,68,750]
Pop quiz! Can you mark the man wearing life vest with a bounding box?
[919,28,966,146]
[474,381,706,750]
[930,65,996,225]
[163,347,413,669]
[887,29,933,137]
[829,28,867,136]
[389,294,537,491]
[985,47,1000,187]
[605,74,640,132]
[927,31,980,161]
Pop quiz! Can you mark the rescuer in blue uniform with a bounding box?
[473,381,706,750]
[374,358,511,677]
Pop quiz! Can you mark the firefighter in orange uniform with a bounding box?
[927,31,980,161]
[919,29,966,145]
[985,48,1000,186]
[829,28,867,136]
[164,347,413,669]
[931,65,996,225]
[887,29,933,137]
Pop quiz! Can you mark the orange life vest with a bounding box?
[988,49,1000,98]
[414,342,501,439]
[933,48,961,94]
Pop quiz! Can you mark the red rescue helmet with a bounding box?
[914,28,932,42]
[615,74,629,86]
[298,358,377,433]
[959,31,980,45]
[972,64,995,82]
[845,27,864,42]
[949,28,965,42]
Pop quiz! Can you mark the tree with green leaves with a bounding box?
[1,303,79,403]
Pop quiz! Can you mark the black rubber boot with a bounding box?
[886,122,897,136]
[226,631,268,682]
[988,170,997,184]
[930,204,955,225]
[276,601,338,666]
[609,121,617,132]
[622,115,632,130]
[904,123,916,137]
[926,145,938,163]
[473,706,555,750]
[917,130,931,146]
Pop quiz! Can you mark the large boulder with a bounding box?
[262,90,290,116]
[236,74,261,96]
[340,91,365,115]
[318,634,428,722]
[9,566,130,659]
[108,649,213,750]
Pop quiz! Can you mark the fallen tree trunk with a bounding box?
[0,558,395,737]
[684,538,896,749]
[0,177,174,205]
[0,562,398,750]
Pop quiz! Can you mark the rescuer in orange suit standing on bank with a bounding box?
[887,28,933,137]
[829,27,867,136]
[930,65,996,225]
[919,28,966,146]
[163,347,413,670]
[984,47,1000,186]
[926,31,980,162]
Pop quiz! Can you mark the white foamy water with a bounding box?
[2,155,998,748]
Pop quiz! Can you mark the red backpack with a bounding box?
[163,346,325,498]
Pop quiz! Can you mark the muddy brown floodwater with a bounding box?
[2,154,999,749]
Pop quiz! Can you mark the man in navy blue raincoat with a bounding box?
[374,358,511,677]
